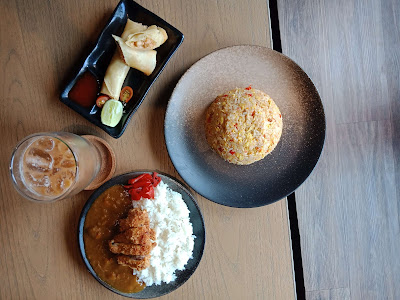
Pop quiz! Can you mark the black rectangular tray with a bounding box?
[60,0,184,138]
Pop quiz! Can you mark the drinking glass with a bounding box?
[10,132,101,202]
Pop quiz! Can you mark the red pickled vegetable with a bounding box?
[141,185,154,199]
[128,188,141,201]
[125,172,161,201]
[128,174,152,185]
[152,172,161,187]
[132,179,152,189]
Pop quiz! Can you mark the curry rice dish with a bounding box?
[205,87,283,165]
[83,178,195,293]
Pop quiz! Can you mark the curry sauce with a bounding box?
[83,185,145,293]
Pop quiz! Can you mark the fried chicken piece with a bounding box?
[109,240,156,256]
[148,228,156,241]
[119,208,150,232]
[110,206,156,272]
[113,227,156,245]
[117,255,150,271]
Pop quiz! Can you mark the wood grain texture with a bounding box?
[307,288,351,300]
[0,0,295,299]
[278,0,400,298]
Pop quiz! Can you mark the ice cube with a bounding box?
[57,141,68,152]
[28,148,52,161]
[40,175,50,187]
[63,178,73,189]
[53,156,63,167]
[37,137,55,151]
[45,185,56,196]
[55,176,72,194]
[54,178,64,194]
[64,151,74,160]
[23,172,48,187]
[24,172,39,186]
[51,167,61,175]
[26,148,53,171]
[61,159,75,168]
[26,162,48,172]
[65,170,76,179]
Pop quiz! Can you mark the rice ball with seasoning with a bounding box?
[205,87,283,165]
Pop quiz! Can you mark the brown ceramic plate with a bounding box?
[164,45,325,207]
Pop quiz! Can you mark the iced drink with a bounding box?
[10,132,101,202]
[22,137,77,197]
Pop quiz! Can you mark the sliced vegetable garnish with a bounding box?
[127,173,152,185]
[120,86,133,103]
[124,172,162,201]
[96,95,110,108]
[101,99,123,127]
[152,172,161,187]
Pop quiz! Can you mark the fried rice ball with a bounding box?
[205,87,282,165]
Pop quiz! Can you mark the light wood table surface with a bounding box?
[278,0,400,299]
[0,0,295,299]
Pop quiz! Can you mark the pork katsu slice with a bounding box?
[148,228,156,241]
[119,207,150,232]
[113,227,156,245]
[109,240,156,256]
[117,255,150,271]
[124,227,156,242]
[109,206,156,272]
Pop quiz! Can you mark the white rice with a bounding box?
[132,180,195,286]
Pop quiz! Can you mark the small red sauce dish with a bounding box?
[68,71,99,108]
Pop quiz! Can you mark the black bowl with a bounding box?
[78,171,205,298]
[61,0,184,138]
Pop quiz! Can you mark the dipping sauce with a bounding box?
[69,71,99,107]
[83,185,144,293]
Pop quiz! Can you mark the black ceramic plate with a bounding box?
[61,0,184,138]
[164,45,325,208]
[78,171,205,298]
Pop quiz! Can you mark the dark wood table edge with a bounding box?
[268,0,306,299]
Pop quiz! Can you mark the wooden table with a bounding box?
[278,0,400,299]
[0,0,295,299]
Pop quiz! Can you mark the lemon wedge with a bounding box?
[101,99,123,127]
